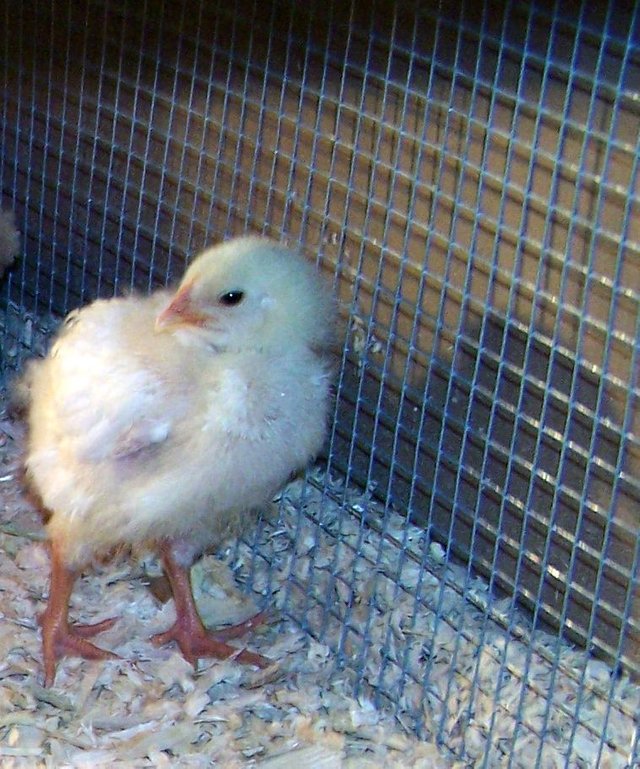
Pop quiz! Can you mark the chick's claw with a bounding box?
[39,616,120,688]
[208,609,271,641]
[65,616,118,638]
[150,618,271,669]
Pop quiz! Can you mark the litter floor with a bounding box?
[0,392,636,768]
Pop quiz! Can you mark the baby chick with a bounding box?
[24,236,336,686]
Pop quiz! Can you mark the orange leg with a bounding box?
[39,542,118,687]
[150,542,270,668]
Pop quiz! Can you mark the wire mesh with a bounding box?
[1,0,639,765]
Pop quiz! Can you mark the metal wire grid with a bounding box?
[1,0,640,764]
[318,1,638,759]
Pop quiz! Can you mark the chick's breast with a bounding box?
[26,292,332,568]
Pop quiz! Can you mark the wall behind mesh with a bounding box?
[1,0,640,757]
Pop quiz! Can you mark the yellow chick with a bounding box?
[24,236,336,686]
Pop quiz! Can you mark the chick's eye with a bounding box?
[218,290,245,306]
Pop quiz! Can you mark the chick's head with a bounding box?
[156,237,335,353]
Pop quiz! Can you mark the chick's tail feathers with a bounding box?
[7,359,39,420]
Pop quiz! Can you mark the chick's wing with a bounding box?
[34,296,181,466]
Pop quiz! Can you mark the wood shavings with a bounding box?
[429,541,446,566]
[257,744,343,768]
[0,390,636,768]
[350,314,383,367]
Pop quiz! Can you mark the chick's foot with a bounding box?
[150,610,270,668]
[152,541,271,668]
[40,614,119,687]
[40,542,119,687]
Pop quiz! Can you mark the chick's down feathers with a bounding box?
[23,237,336,684]
[26,237,336,567]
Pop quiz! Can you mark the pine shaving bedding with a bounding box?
[0,396,636,768]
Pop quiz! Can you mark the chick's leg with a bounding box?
[39,541,118,687]
[151,541,270,668]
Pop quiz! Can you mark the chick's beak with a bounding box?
[155,283,210,332]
